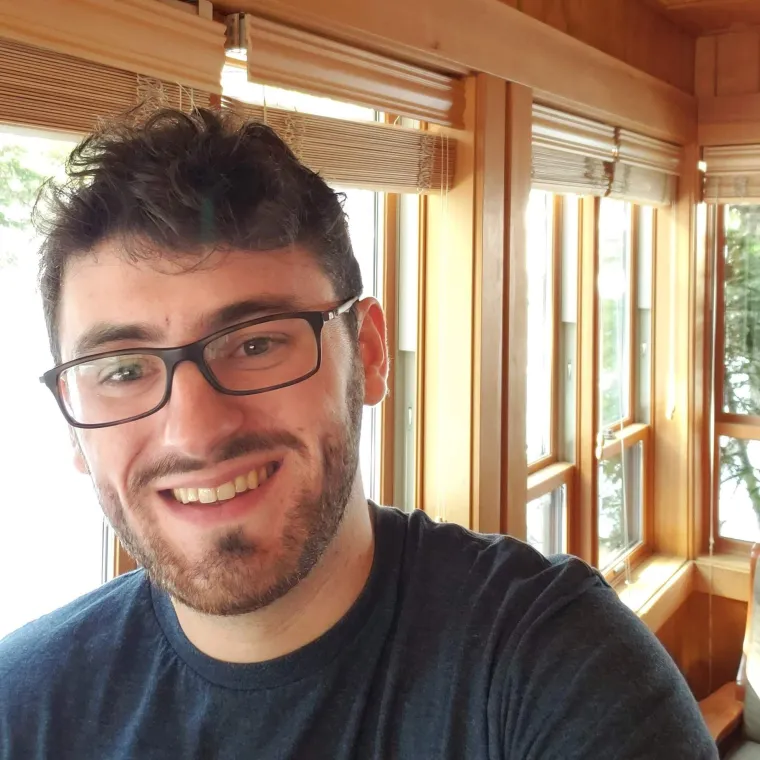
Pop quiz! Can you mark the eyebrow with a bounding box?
[71,296,304,359]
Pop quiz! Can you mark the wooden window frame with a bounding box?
[597,199,637,433]
[524,194,580,555]
[711,204,760,555]
[598,423,654,582]
[526,192,562,476]
[596,201,656,578]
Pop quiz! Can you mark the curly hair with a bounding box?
[35,107,362,362]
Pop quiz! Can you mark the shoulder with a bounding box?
[0,570,152,694]
[377,505,605,626]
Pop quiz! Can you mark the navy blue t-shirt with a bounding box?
[0,505,716,759]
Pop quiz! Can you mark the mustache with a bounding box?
[129,430,306,492]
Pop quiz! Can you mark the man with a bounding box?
[0,108,715,759]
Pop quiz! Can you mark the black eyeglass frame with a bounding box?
[40,297,359,430]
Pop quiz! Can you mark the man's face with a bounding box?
[57,245,386,615]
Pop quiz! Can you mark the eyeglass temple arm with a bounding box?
[326,296,359,320]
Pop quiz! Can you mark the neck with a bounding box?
[171,491,375,663]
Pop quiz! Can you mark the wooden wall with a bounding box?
[657,591,746,701]
[499,0,695,93]
[697,29,760,145]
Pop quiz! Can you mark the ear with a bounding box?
[69,429,89,474]
[355,297,388,406]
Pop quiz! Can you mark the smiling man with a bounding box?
[0,109,716,759]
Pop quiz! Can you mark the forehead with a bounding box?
[57,245,336,357]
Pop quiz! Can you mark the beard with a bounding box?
[95,358,364,616]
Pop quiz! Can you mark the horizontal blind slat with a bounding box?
[222,96,454,193]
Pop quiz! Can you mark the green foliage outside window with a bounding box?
[721,206,760,528]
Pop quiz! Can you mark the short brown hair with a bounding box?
[35,107,362,362]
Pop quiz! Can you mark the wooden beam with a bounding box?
[419,79,476,527]
[699,93,760,146]
[0,0,226,93]
[652,143,701,558]
[223,0,696,142]
[501,81,532,540]
[471,74,507,534]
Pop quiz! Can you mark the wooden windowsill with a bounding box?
[611,551,751,634]
[694,553,751,603]
[614,554,692,631]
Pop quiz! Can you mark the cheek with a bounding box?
[270,364,348,430]
[77,427,148,491]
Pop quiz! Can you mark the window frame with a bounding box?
[597,200,637,434]
[526,192,562,476]
[711,204,760,554]
[523,194,579,555]
[595,203,655,581]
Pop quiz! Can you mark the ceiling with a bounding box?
[648,0,760,34]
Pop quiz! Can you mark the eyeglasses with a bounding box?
[40,298,358,429]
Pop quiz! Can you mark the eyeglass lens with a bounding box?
[58,317,319,426]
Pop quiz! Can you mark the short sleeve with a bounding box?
[498,575,718,760]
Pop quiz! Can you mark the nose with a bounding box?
[159,361,246,460]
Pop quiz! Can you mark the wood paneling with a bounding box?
[505,0,695,93]
[220,0,696,143]
[697,29,760,146]
[716,31,760,96]
[657,591,746,701]
[651,0,760,35]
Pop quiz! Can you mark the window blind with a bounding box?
[532,104,681,205]
[226,13,464,128]
[0,0,224,94]
[221,96,455,194]
[703,145,760,204]
[0,36,211,136]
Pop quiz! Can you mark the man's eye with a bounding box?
[240,338,272,357]
[98,363,145,384]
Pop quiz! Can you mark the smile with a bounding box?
[170,462,279,505]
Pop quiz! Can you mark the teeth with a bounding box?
[198,488,216,504]
[216,482,236,501]
[171,465,274,506]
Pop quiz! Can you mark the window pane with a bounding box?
[394,192,420,512]
[598,198,632,429]
[637,206,653,424]
[719,436,760,542]
[559,194,580,463]
[527,486,565,555]
[723,205,760,416]
[0,129,105,638]
[598,441,643,570]
[335,186,383,504]
[526,189,554,463]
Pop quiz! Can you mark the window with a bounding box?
[598,440,644,570]
[221,64,391,503]
[527,487,565,556]
[0,128,106,639]
[596,201,653,573]
[598,198,632,429]
[714,204,760,545]
[524,192,579,555]
[221,63,428,508]
[337,186,384,503]
[526,189,555,466]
